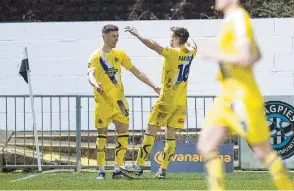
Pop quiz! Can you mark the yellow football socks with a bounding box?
[136,134,155,166]
[96,134,107,167]
[160,139,176,169]
[204,151,225,190]
[115,132,129,166]
[264,151,294,190]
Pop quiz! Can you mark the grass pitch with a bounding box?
[0,170,292,190]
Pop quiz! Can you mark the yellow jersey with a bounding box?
[158,45,197,106]
[217,7,262,101]
[88,48,134,103]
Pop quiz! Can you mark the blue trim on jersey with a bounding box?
[100,57,116,83]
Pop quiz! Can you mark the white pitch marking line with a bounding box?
[9,173,41,183]
[8,169,75,183]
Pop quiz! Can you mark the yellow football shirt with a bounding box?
[217,7,262,101]
[88,48,134,103]
[158,45,197,106]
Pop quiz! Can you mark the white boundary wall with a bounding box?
[0,19,293,130]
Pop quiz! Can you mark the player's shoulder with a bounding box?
[225,7,250,22]
[167,46,178,51]
[88,48,101,61]
[164,46,179,54]
[223,7,252,34]
[180,46,196,56]
[112,48,128,55]
[163,47,181,58]
[240,7,251,19]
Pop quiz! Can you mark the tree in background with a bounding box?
[243,0,294,18]
[0,0,293,22]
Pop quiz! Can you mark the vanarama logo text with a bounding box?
[154,152,232,164]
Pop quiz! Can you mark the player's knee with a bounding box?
[166,127,176,139]
[254,148,269,160]
[251,140,272,161]
[146,124,160,136]
[97,127,108,135]
[115,121,129,134]
[197,142,205,155]
[255,148,275,162]
[96,134,107,151]
[197,139,214,155]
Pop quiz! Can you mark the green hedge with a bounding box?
[1,0,293,22]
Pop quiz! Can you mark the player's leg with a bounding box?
[95,111,112,180]
[136,104,171,170]
[121,103,170,176]
[109,97,131,178]
[153,106,185,178]
[112,120,129,178]
[250,140,293,190]
[120,124,160,176]
[246,106,294,190]
[160,127,177,171]
[94,102,114,179]
[197,98,229,190]
[197,125,228,190]
[136,124,160,168]
[154,127,177,179]
[96,127,108,179]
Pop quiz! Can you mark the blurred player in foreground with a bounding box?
[121,26,197,178]
[88,24,160,179]
[198,0,294,190]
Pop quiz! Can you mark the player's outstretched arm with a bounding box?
[218,39,258,66]
[124,26,163,55]
[200,39,260,67]
[129,66,161,95]
[88,70,103,93]
[186,37,197,50]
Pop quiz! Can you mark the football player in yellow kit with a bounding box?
[88,24,160,179]
[198,0,294,190]
[121,26,197,178]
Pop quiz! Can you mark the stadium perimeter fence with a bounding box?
[0,95,240,172]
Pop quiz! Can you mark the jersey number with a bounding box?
[177,63,191,82]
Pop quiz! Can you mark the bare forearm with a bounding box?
[88,71,99,87]
[217,40,260,67]
[136,34,160,52]
[217,52,251,67]
[186,38,197,49]
[218,53,243,65]
[134,72,156,89]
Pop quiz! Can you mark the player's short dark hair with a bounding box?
[171,27,189,45]
[102,24,119,34]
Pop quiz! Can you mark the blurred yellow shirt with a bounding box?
[217,7,262,102]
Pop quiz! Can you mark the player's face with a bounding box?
[103,31,119,48]
[215,0,232,11]
[170,35,174,47]
[170,35,179,48]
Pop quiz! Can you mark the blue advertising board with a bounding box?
[150,142,234,173]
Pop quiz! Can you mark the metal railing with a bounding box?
[0,95,239,171]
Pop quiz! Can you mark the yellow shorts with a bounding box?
[148,103,186,129]
[94,97,129,128]
[203,96,270,145]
